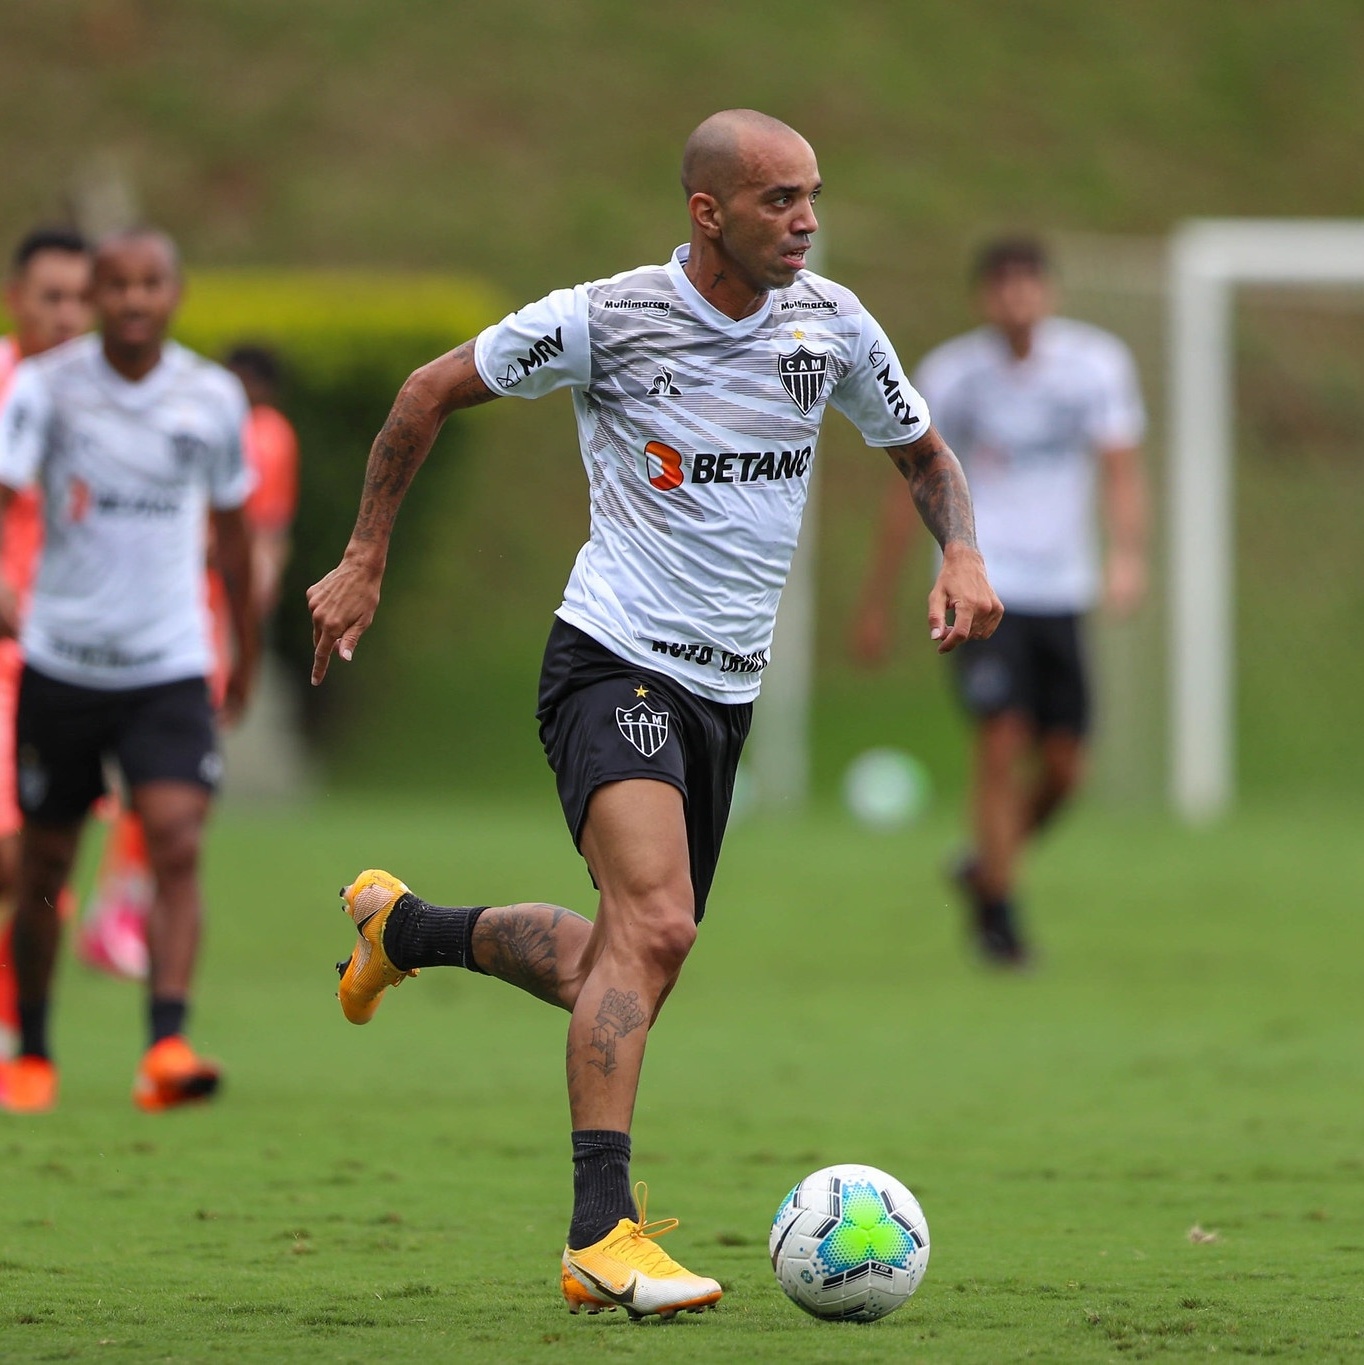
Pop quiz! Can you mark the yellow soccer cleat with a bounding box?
[561,1183,722,1321]
[335,870,419,1025]
[133,1037,220,1112]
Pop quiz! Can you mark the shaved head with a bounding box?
[93,226,180,282]
[681,109,809,202]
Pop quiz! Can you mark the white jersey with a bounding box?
[475,245,929,702]
[915,317,1145,613]
[0,335,251,689]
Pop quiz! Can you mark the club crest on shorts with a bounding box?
[778,344,828,414]
[616,702,670,758]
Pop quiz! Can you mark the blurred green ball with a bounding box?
[842,748,932,829]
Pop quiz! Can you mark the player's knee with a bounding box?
[143,819,203,883]
[615,895,697,978]
[648,910,697,975]
[19,829,78,904]
[1043,740,1086,796]
[977,713,1031,774]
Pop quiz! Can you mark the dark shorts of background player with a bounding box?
[951,611,1091,737]
[536,618,752,923]
[16,666,221,825]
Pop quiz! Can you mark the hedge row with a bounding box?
[7,270,507,749]
[179,271,508,741]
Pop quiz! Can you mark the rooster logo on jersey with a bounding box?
[646,365,681,397]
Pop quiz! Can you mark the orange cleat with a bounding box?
[561,1183,722,1321]
[133,1036,221,1112]
[0,1054,59,1113]
[335,870,418,1025]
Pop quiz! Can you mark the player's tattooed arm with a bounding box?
[887,425,977,553]
[887,425,1004,653]
[351,341,497,553]
[308,340,496,683]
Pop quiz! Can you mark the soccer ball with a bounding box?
[769,1163,930,1322]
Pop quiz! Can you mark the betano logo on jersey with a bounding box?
[497,326,566,390]
[642,441,813,491]
[867,342,922,431]
[66,476,180,520]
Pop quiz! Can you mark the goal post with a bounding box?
[1168,219,1364,822]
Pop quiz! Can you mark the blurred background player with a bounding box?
[0,227,93,1059]
[853,236,1148,965]
[77,342,298,980]
[0,227,256,1112]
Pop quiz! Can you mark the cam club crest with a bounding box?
[778,345,828,415]
[616,703,670,758]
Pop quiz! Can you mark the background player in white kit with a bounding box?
[853,236,1148,965]
[309,109,1002,1318]
[0,228,257,1113]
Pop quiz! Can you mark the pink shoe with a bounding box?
[77,899,150,980]
[0,918,17,1059]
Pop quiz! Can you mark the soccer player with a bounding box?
[0,227,93,1059]
[76,342,299,980]
[0,228,257,1113]
[309,110,1002,1319]
[852,236,1148,965]
[224,344,299,622]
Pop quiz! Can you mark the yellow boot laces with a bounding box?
[604,1182,686,1276]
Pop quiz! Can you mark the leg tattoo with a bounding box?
[474,903,591,1008]
[587,987,647,1077]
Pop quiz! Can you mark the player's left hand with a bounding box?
[927,544,1003,654]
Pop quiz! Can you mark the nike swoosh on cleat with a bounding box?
[573,1264,637,1306]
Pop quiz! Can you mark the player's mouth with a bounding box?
[780,245,810,271]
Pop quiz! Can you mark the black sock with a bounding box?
[568,1129,635,1250]
[18,1001,49,1061]
[149,997,188,1046]
[381,894,488,973]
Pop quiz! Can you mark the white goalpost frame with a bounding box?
[1168,218,1364,822]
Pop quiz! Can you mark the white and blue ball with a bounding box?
[770,1163,930,1322]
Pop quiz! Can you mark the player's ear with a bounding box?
[688,192,723,240]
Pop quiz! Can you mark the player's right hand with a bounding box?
[307,551,383,685]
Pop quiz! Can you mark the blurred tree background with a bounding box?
[2,0,1361,803]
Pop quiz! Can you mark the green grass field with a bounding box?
[4,795,1362,1362]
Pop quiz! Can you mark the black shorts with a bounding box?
[536,619,752,923]
[951,611,1090,736]
[16,666,221,824]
